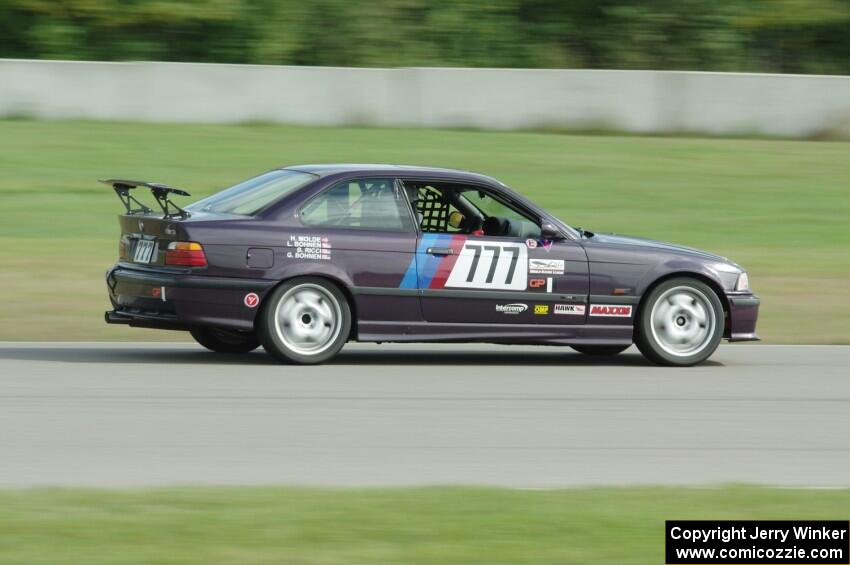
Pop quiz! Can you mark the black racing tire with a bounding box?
[570,345,630,356]
[257,277,351,364]
[635,277,724,366]
[190,327,260,354]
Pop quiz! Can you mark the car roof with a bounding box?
[283,164,504,185]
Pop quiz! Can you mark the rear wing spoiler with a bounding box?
[100,179,191,218]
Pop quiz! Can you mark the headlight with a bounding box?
[709,262,746,291]
[735,272,749,291]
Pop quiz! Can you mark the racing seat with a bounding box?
[416,188,449,232]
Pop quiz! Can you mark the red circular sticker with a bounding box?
[244,292,260,308]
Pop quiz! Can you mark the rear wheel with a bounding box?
[571,345,630,356]
[635,277,724,366]
[257,277,351,364]
[190,327,260,354]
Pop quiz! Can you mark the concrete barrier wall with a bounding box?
[2,59,850,137]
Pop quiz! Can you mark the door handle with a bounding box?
[426,247,454,256]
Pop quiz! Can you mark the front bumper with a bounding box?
[105,265,274,332]
[725,292,760,341]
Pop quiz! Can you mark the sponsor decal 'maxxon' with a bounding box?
[589,304,632,317]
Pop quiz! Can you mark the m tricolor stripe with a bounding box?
[428,235,466,289]
[399,234,468,289]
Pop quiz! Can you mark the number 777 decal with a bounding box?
[445,241,528,290]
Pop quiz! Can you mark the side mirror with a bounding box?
[540,222,565,240]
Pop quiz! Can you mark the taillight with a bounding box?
[165,241,207,267]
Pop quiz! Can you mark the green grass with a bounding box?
[0,486,847,564]
[1,119,849,342]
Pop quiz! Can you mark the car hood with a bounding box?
[587,232,733,264]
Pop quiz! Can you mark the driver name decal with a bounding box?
[286,234,332,261]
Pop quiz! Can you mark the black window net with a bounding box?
[417,187,449,232]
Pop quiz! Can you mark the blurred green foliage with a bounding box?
[2,0,850,74]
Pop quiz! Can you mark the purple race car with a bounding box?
[104,165,759,366]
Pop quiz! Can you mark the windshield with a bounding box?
[187,169,317,215]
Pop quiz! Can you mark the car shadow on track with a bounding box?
[0,347,277,366]
[0,345,723,367]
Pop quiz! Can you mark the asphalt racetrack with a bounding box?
[1,343,848,488]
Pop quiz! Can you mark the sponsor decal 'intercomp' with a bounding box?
[589,304,632,317]
[554,304,586,315]
[496,303,528,315]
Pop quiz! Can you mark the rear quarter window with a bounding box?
[300,178,414,232]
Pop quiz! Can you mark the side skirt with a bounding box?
[356,321,633,346]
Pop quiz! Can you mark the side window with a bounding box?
[463,191,528,224]
[405,181,540,239]
[300,178,414,231]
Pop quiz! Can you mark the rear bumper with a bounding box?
[725,292,761,341]
[105,265,274,332]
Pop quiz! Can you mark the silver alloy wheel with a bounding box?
[649,285,716,357]
[273,283,342,356]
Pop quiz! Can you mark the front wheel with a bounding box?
[190,327,260,354]
[635,278,724,366]
[257,277,351,364]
